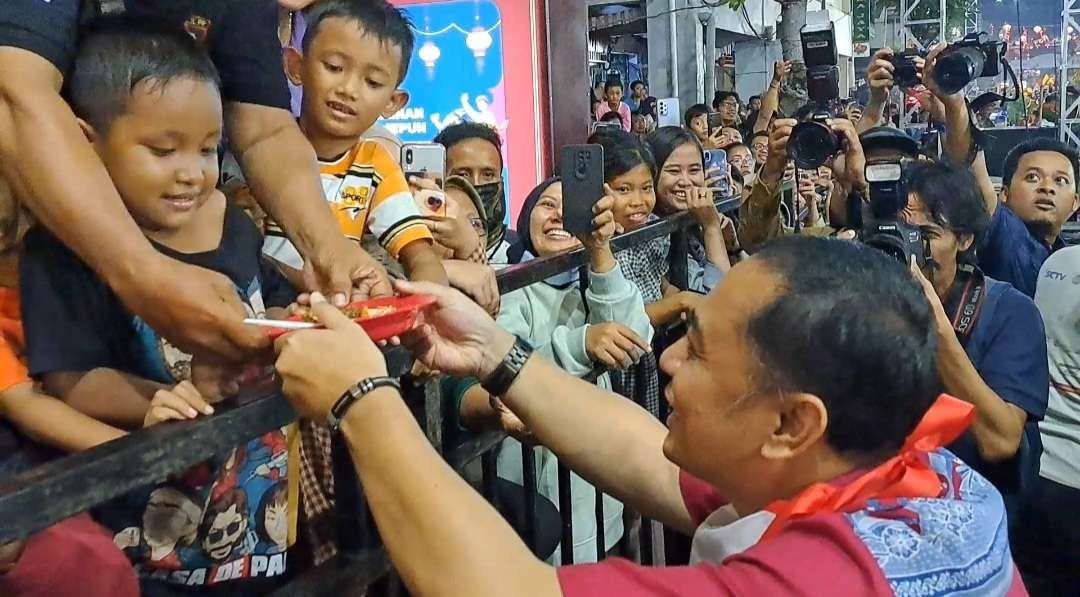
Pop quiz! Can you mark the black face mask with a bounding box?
[474,181,506,250]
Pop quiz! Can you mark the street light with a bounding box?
[698,10,712,104]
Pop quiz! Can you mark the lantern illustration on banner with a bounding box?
[419,40,441,77]
[467,26,493,57]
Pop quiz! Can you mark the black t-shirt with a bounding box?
[0,0,289,109]
[19,203,294,383]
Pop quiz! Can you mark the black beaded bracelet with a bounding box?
[481,336,534,397]
[327,376,402,432]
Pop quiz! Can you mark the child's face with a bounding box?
[688,115,708,141]
[605,86,624,106]
[528,182,579,258]
[657,142,705,213]
[90,77,222,234]
[610,164,656,231]
[290,17,407,143]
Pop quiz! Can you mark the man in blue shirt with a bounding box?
[927,50,1080,298]
[903,160,1049,500]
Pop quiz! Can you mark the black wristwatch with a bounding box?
[327,376,402,432]
[481,336,534,397]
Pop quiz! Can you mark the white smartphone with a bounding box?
[656,97,681,127]
[400,143,446,188]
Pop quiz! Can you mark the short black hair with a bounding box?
[630,80,645,92]
[722,142,750,155]
[712,91,740,110]
[434,122,504,167]
[905,159,989,240]
[684,103,710,127]
[748,236,939,461]
[1002,137,1080,191]
[600,110,625,125]
[646,126,703,177]
[604,79,624,93]
[587,127,656,182]
[302,0,415,84]
[68,17,219,133]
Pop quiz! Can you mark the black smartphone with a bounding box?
[559,144,605,235]
[708,112,724,135]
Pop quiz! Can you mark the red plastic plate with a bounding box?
[263,294,437,342]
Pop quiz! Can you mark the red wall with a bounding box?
[395,0,550,223]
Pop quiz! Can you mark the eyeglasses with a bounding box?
[719,100,739,107]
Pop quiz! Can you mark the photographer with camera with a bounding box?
[737,116,862,252]
[893,160,1048,503]
[925,44,1080,298]
[857,48,925,133]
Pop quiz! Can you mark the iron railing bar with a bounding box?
[446,431,506,470]
[558,463,574,565]
[497,199,738,295]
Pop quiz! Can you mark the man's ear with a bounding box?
[283,46,304,87]
[76,118,98,144]
[381,90,409,119]
[957,232,975,253]
[759,393,828,461]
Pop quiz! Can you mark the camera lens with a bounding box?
[865,233,909,263]
[934,46,986,95]
[788,121,839,170]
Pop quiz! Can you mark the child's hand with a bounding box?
[144,381,214,428]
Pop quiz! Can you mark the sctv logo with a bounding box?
[1044,270,1067,281]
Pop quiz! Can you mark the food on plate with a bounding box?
[294,303,398,323]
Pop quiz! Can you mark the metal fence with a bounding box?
[0,199,739,595]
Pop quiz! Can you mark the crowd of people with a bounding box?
[0,1,1078,596]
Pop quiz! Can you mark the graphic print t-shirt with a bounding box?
[19,204,298,588]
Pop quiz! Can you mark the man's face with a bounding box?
[92,77,221,236]
[900,194,970,298]
[728,146,755,177]
[1005,151,1079,235]
[750,134,769,165]
[292,18,405,145]
[718,97,739,124]
[688,115,709,142]
[658,261,792,499]
[749,97,762,111]
[447,138,503,188]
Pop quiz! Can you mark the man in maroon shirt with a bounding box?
[274,235,1026,596]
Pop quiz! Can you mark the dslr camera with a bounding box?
[932,32,1005,95]
[788,13,843,170]
[887,49,923,89]
[860,159,928,267]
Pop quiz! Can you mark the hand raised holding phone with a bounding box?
[578,186,620,275]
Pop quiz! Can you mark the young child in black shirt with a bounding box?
[19,20,297,592]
